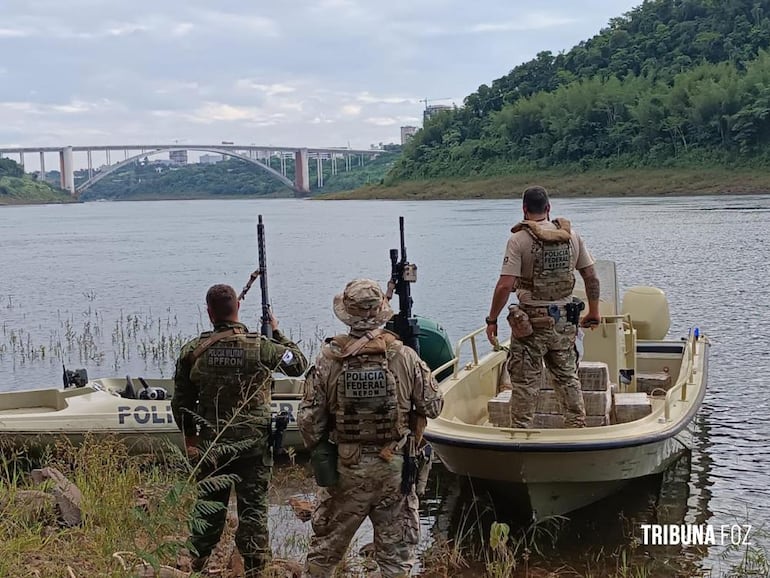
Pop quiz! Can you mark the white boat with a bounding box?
[0,373,306,455]
[423,261,710,519]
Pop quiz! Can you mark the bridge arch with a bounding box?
[76,147,298,195]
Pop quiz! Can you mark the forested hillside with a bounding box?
[81,153,397,200]
[392,0,770,180]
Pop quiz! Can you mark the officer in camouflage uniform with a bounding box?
[172,284,307,576]
[485,186,602,428]
[298,279,444,578]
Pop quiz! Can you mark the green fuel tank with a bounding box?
[414,315,454,382]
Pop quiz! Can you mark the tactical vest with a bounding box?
[188,327,271,427]
[326,331,404,445]
[514,218,575,301]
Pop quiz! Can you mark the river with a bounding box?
[1,195,768,576]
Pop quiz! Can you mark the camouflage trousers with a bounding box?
[303,451,420,578]
[190,436,273,578]
[506,315,586,428]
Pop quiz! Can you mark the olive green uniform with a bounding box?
[172,321,307,576]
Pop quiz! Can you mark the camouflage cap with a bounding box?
[333,278,394,330]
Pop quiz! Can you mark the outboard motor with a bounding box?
[62,365,88,389]
[138,377,168,401]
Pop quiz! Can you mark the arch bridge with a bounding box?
[0,143,387,197]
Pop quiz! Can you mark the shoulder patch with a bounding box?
[418,359,439,391]
[281,349,295,364]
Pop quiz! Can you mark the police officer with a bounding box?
[298,279,444,578]
[485,186,601,428]
[171,283,307,576]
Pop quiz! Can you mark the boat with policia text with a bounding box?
[0,370,306,454]
[0,216,456,457]
[422,260,710,519]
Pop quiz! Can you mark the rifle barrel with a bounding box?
[257,214,273,338]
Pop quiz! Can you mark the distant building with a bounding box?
[424,104,453,122]
[400,126,418,145]
[169,150,188,165]
[199,154,224,165]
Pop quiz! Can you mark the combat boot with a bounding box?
[190,555,209,573]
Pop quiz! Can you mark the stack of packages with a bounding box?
[533,361,613,428]
[487,390,512,427]
[635,369,672,394]
[613,391,652,423]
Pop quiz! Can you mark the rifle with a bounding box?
[401,411,428,495]
[386,217,420,353]
[384,217,427,495]
[238,214,273,339]
[257,215,272,339]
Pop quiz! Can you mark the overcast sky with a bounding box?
[1,0,642,164]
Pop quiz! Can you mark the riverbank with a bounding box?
[3,437,761,578]
[317,168,770,200]
[0,176,76,206]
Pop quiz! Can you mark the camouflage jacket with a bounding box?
[172,321,307,438]
[297,330,444,450]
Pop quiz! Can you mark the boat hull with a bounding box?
[0,376,308,455]
[423,317,709,519]
[430,428,694,518]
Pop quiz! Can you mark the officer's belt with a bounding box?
[519,304,568,317]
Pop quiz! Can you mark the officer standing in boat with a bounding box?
[171,283,307,576]
[298,278,444,578]
[485,186,601,428]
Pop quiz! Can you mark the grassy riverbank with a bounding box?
[2,436,767,578]
[318,168,770,200]
[0,176,76,206]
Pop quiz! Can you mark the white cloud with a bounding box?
[235,80,297,96]
[154,81,202,95]
[365,117,398,126]
[189,102,287,125]
[195,10,280,37]
[0,28,29,38]
[355,92,415,105]
[171,22,194,36]
[192,103,260,122]
[0,102,38,113]
[51,100,95,114]
[469,13,576,33]
[341,104,362,116]
[104,22,150,36]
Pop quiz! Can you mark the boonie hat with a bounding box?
[333,278,394,330]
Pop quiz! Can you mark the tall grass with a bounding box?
[0,436,194,578]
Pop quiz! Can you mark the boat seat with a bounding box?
[0,389,66,412]
[0,406,59,415]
